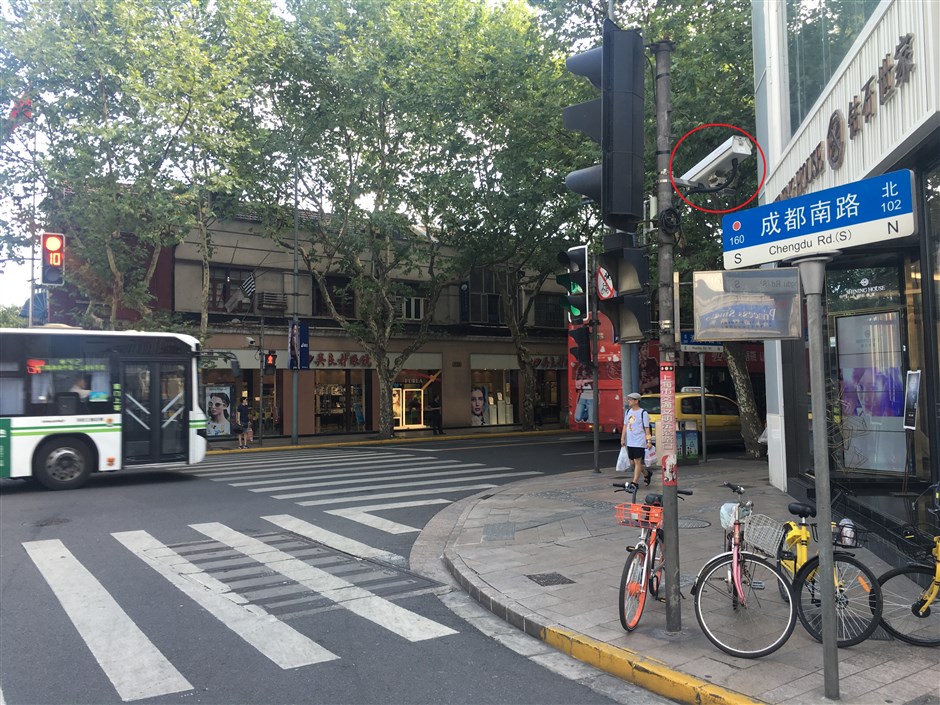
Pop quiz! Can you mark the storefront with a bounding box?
[753,0,939,534]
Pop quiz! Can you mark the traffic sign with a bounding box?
[722,170,915,270]
[596,266,615,300]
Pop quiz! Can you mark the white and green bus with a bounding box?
[0,327,207,490]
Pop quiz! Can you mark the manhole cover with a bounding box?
[526,572,575,586]
[678,518,711,529]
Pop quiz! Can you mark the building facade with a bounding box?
[753,0,939,534]
[170,217,569,439]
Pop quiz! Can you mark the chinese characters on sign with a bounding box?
[722,170,915,270]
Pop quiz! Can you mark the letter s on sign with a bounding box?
[734,253,742,264]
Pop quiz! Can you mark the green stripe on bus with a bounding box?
[12,426,121,436]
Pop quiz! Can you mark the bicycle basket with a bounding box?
[743,513,785,557]
[887,524,937,561]
[810,520,871,548]
[616,503,663,529]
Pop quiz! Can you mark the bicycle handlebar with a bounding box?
[722,481,745,495]
[612,481,693,497]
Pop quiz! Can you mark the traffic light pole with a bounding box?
[258,316,265,448]
[590,247,601,473]
[650,38,681,633]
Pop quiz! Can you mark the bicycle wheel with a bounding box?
[619,545,648,631]
[793,553,883,647]
[878,564,940,646]
[693,552,796,658]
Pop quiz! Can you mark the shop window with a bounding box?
[313,276,356,318]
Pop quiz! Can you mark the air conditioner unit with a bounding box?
[257,292,288,310]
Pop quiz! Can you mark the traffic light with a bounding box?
[569,325,591,365]
[557,245,589,324]
[563,19,645,231]
[595,230,651,342]
[41,233,65,286]
[264,351,277,375]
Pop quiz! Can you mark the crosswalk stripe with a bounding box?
[190,452,412,478]
[191,523,457,642]
[325,500,452,534]
[296,484,498,507]
[261,515,408,565]
[249,464,493,493]
[113,530,338,668]
[23,539,192,702]
[271,470,536,500]
[227,459,468,486]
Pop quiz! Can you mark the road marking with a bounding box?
[250,464,490,492]
[261,515,407,566]
[189,452,412,477]
[23,539,192,702]
[228,460,469,486]
[271,470,534,500]
[295,484,498,507]
[325,499,452,534]
[191,523,457,642]
[113,530,337,668]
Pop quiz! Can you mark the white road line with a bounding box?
[190,453,412,477]
[191,523,457,642]
[271,470,535,500]
[261,515,407,565]
[113,530,337,668]
[296,484,498,507]
[249,464,490,493]
[325,499,452,534]
[23,539,192,702]
[228,459,467,486]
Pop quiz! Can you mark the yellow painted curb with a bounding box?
[541,627,763,705]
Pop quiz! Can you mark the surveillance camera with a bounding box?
[679,136,753,188]
[246,336,256,347]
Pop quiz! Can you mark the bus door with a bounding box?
[121,361,188,465]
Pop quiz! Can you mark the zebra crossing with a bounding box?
[20,513,457,702]
[185,449,542,528]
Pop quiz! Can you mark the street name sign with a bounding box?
[679,331,722,353]
[721,170,915,270]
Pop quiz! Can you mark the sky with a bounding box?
[1,260,36,308]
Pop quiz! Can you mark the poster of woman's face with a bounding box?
[206,386,232,436]
[470,385,488,426]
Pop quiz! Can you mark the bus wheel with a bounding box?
[34,439,92,490]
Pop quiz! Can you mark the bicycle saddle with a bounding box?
[788,502,817,519]
[645,493,663,506]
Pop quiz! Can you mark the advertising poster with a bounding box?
[205,385,233,437]
[903,370,920,430]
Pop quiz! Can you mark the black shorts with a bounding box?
[626,446,646,460]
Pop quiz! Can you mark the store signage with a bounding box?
[531,355,566,369]
[309,351,372,368]
[722,170,915,269]
[692,271,802,341]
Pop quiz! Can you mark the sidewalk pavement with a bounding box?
[209,431,939,705]
[439,461,940,705]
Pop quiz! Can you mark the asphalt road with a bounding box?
[0,434,685,705]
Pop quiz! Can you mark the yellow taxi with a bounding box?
[639,387,743,447]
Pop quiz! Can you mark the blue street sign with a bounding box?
[679,331,722,352]
[722,170,916,270]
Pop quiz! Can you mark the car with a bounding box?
[639,389,743,447]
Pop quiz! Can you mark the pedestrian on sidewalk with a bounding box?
[236,398,251,449]
[428,393,444,435]
[621,392,653,493]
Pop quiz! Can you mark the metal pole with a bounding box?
[291,162,299,445]
[590,247,601,473]
[650,38,681,633]
[258,316,265,448]
[794,254,839,699]
[699,355,707,463]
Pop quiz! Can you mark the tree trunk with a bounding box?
[723,341,764,458]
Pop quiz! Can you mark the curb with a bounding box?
[442,549,763,705]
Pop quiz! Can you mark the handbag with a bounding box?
[615,446,629,473]
[230,423,243,434]
[644,443,657,467]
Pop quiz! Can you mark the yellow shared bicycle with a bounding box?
[744,494,883,647]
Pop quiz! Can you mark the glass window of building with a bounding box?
[208,268,253,312]
[313,277,356,318]
[786,0,880,133]
[533,293,565,328]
